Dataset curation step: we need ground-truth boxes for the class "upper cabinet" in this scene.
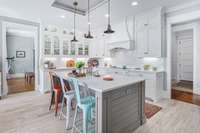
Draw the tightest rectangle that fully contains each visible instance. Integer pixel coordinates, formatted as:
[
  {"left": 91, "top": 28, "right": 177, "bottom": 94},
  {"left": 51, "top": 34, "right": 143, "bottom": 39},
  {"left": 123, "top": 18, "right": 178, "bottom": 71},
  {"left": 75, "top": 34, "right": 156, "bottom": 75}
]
[
  {"left": 43, "top": 33, "right": 60, "bottom": 56},
  {"left": 43, "top": 27, "right": 90, "bottom": 57},
  {"left": 135, "top": 7, "right": 165, "bottom": 58},
  {"left": 89, "top": 34, "right": 110, "bottom": 58}
]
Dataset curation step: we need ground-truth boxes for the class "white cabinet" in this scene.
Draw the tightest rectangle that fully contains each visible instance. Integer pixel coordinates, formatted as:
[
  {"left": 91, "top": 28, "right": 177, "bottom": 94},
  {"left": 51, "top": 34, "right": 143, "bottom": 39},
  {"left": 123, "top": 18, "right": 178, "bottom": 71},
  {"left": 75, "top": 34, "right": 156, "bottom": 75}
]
[
  {"left": 135, "top": 7, "right": 164, "bottom": 57},
  {"left": 43, "top": 30, "right": 90, "bottom": 57},
  {"left": 143, "top": 72, "right": 164, "bottom": 102},
  {"left": 128, "top": 71, "right": 164, "bottom": 101},
  {"left": 43, "top": 33, "right": 61, "bottom": 56},
  {"left": 90, "top": 35, "right": 109, "bottom": 58}
]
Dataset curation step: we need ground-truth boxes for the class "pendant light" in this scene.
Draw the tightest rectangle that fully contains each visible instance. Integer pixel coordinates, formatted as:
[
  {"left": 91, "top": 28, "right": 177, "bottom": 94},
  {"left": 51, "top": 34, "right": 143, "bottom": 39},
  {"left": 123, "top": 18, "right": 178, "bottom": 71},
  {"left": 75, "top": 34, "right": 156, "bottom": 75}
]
[
  {"left": 104, "top": 0, "right": 115, "bottom": 34},
  {"left": 71, "top": 1, "right": 78, "bottom": 42},
  {"left": 84, "top": 0, "right": 93, "bottom": 39}
]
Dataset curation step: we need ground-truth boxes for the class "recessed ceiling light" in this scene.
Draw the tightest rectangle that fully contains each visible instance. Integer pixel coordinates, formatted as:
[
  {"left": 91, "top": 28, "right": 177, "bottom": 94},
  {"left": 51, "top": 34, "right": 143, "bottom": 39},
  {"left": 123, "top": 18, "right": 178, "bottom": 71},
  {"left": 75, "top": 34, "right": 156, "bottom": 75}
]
[
  {"left": 131, "top": 1, "right": 138, "bottom": 6},
  {"left": 105, "top": 14, "right": 109, "bottom": 18},
  {"left": 60, "top": 15, "right": 66, "bottom": 18}
]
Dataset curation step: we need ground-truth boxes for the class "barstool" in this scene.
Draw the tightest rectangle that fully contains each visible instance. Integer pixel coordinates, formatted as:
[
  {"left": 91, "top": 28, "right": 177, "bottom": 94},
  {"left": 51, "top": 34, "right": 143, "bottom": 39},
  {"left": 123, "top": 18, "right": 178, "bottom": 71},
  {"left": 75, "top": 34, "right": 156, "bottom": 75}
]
[
  {"left": 69, "top": 77, "right": 95, "bottom": 133},
  {"left": 59, "top": 76, "right": 75, "bottom": 129}
]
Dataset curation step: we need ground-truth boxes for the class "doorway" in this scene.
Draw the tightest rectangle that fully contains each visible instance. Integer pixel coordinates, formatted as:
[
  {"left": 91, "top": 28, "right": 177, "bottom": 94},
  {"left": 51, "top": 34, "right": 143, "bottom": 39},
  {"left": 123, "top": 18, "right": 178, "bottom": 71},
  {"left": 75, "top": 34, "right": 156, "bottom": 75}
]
[
  {"left": 171, "top": 29, "right": 193, "bottom": 93},
  {"left": 1, "top": 21, "right": 39, "bottom": 96},
  {"left": 6, "top": 29, "right": 35, "bottom": 94},
  {"left": 170, "top": 25, "right": 200, "bottom": 105}
]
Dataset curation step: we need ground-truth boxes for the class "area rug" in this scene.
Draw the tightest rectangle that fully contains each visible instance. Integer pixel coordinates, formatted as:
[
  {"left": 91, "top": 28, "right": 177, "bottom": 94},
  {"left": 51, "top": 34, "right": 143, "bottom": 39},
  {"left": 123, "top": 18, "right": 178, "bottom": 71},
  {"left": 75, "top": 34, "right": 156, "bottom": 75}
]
[{"left": 145, "top": 102, "right": 162, "bottom": 119}]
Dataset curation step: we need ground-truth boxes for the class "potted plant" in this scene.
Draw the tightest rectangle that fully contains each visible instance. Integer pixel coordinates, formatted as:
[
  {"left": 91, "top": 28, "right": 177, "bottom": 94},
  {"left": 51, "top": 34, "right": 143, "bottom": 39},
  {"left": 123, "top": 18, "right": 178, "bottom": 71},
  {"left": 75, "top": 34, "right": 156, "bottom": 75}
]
[{"left": 75, "top": 61, "right": 85, "bottom": 74}]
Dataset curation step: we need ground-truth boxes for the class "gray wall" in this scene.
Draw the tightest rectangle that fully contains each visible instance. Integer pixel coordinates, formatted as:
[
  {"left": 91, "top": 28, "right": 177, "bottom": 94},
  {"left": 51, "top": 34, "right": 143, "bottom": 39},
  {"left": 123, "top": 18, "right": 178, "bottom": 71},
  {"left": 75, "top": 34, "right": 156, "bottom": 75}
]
[{"left": 6, "top": 34, "right": 34, "bottom": 73}]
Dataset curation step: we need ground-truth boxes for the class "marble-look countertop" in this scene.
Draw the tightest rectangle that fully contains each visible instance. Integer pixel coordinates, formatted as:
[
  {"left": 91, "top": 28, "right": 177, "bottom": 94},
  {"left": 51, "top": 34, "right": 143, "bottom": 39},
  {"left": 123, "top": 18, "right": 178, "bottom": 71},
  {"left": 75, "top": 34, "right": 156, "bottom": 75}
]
[
  {"left": 43, "top": 67, "right": 75, "bottom": 71},
  {"left": 57, "top": 72, "right": 144, "bottom": 93},
  {"left": 99, "top": 67, "right": 165, "bottom": 73}
]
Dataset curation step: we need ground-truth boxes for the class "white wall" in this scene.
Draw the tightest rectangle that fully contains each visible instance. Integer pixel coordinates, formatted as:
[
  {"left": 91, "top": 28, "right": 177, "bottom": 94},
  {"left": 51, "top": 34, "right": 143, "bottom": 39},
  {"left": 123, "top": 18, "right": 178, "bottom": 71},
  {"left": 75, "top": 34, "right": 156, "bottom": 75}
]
[{"left": 6, "top": 34, "right": 34, "bottom": 74}]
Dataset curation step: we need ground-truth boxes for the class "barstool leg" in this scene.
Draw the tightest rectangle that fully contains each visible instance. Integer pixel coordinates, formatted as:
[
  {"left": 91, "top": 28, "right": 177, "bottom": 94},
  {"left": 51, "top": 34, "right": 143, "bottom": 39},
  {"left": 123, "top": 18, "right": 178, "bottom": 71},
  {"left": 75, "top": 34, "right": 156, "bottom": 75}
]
[
  {"left": 66, "top": 97, "right": 72, "bottom": 129},
  {"left": 71, "top": 105, "right": 78, "bottom": 133},
  {"left": 49, "top": 92, "right": 54, "bottom": 110},
  {"left": 59, "top": 96, "right": 65, "bottom": 119},
  {"left": 83, "top": 108, "right": 89, "bottom": 133}
]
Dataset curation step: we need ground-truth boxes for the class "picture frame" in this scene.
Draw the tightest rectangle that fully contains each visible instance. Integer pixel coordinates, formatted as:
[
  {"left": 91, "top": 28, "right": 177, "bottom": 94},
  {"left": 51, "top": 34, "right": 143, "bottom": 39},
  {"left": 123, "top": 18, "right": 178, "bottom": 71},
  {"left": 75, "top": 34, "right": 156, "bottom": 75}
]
[{"left": 16, "top": 51, "right": 26, "bottom": 58}]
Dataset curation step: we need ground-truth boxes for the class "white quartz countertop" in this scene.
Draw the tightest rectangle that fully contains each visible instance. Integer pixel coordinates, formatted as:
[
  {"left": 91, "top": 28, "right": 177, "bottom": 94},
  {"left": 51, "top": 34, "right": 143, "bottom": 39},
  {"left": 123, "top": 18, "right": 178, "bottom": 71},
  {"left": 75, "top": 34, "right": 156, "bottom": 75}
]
[
  {"left": 57, "top": 72, "right": 144, "bottom": 93},
  {"left": 43, "top": 67, "right": 75, "bottom": 71}
]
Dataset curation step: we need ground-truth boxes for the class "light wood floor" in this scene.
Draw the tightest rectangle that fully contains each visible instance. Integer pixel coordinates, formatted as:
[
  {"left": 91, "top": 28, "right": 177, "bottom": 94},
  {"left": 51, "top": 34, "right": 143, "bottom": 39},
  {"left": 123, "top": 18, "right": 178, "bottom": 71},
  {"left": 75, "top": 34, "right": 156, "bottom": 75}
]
[{"left": 0, "top": 91, "right": 200, "bottom": 133}]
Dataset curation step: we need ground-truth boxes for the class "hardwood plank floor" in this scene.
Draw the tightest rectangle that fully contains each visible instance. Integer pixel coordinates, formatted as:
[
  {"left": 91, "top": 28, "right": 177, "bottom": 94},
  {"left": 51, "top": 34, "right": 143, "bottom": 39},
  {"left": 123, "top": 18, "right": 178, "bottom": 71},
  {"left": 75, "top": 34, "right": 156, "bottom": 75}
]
[
  {"left": 7, "top": 78, "right": 34, "bottom": 95},
  {"left": 0, "top": 91, "right": 200, "bottom": 133},
  {"left": 171, "top": 89, "right": 200, "bottom": 106}
]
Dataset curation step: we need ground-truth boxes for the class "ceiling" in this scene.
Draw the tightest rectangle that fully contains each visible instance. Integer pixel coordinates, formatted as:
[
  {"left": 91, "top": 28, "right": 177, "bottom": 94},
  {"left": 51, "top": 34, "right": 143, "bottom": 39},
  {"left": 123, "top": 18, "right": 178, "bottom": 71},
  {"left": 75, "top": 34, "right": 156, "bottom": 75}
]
[
  {"left": 52, "top": 0, "right": 106, "bottom": 15},
  {"left": 0, "top": 0, "right": 199, "bottom": 32}
]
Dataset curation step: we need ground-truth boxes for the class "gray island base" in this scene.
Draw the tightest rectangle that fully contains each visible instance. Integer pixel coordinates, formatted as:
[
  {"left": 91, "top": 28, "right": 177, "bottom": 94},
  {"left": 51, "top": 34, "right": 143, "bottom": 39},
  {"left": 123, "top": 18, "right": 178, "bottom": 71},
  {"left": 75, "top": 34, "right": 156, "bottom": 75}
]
[{"left": 57, "top": 73, "right": 146, "bottom": 133}]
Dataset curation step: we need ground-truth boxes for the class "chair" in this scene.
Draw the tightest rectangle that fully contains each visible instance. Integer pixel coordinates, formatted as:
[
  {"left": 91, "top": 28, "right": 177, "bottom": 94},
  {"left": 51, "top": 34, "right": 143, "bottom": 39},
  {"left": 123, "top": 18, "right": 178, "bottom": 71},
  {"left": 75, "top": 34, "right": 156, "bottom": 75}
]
[
  {"left": 70, "top": 77, "right": 95, "bottom": 133},
  {"left": 49, "top": 71, "right": 62, "bottom": 116},
  {"left": 25, "top": 72, "right": 35, "bottom": 84},
  {"left": 59, "top": 76, "right": 75, "bottom": 129}
]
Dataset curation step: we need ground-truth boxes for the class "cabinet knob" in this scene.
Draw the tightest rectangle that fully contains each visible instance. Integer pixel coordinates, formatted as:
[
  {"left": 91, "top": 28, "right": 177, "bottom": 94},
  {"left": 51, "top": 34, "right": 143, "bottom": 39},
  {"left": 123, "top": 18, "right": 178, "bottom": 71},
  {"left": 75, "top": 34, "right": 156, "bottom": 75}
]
[
  {"left": 144, "top": 52, "right": 148, "bottom": 54},
  {"left": 144, "top": 24, "right": 148, "bottom": 26}
]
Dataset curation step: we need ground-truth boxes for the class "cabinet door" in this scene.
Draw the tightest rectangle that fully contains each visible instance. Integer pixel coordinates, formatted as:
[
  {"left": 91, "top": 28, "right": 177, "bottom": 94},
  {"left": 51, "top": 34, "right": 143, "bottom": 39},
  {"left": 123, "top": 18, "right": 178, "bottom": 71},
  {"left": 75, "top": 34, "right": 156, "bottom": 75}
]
[
  {"left": 84, "top": 43, "right": 89, "bottom": 56},
  {"left": 147, "top": 12, "right": 162, "bottom": 57},
  {"left": 44, "top": 35, "right": 52, "bottom": 55},
  {"left": 147, "top": 26, "right": 161, "bottom": 57},
  {"left": 62, "top": 40, "right": 69, "bottom": 55},
  {"left": 145, "top": 79, "right": 156, "bottom": 101},
  {"left": 136, "top": 16, "right": 148, "bottom": 57},
  {"left": 136, "top": 29, "right": 148, "bottom": 57},
  {"left": 70, "top": 42, "right": 76, "bottom": 55},
  {"left": 89, "top": 37, "right": 103, "bottom": 57},
  {"left": 52, "top": 36, "right": 60, "bottom": 55},
  {"left": 77, "top": 43, "right": 84, "bottom": 56}
]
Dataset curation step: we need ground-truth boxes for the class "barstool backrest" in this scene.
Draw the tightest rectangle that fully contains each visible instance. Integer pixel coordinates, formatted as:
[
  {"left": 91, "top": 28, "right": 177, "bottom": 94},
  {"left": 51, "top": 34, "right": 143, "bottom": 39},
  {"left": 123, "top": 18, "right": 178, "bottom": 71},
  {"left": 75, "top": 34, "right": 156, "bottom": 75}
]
[
  {"left": 68, "top": 77, "right": 81, "bottom": 105},
  {"left": 49, "top": 71, "right": 61, "bottom": 91}
]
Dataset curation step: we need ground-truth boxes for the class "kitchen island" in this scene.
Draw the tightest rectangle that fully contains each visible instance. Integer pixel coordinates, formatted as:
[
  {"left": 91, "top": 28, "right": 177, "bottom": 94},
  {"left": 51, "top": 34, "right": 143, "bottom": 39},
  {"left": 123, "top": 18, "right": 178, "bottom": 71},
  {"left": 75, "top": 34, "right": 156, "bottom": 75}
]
[{"left": 57, "top": 72, "right": 146, "bottom": 133}]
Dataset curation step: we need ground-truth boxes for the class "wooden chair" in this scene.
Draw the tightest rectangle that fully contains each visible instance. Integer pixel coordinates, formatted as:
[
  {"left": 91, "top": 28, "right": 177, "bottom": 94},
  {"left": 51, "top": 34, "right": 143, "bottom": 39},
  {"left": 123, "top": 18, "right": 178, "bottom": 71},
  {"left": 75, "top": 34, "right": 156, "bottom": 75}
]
[
  {"left": 49, "top": 71, "right": 62, "bottom": 116},
  {"left": 25, "top": 72, "right": 35, "bottom": 84}
]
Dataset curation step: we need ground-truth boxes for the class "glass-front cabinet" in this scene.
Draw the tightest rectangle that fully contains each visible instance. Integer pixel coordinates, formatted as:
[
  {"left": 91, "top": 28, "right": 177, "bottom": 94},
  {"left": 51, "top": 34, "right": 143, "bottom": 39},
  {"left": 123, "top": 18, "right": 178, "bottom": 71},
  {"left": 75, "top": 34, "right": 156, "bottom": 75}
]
[
  {"left": 62, "top": 40, "right": 69, "bottom": 55},
  {"left": 43, "top": 33, "right": 60, "bottom": 56},
  {"left": 70, "top": 42, "right": 76, "bottom": 56},
  {"left": 78, "top": 43, "right": 84, "bottom": 56},
  {"left": 84, "top": 43, "right": 89, "bottom": 56},
  {"left": 53, "top": 36, "right": 60, "bottom": 55},
  {"left": 44, "top": 35, "right": 51, "bottom": 55},
  {"left": 43, "top": 27, "right": 90, "bottom": 57}
]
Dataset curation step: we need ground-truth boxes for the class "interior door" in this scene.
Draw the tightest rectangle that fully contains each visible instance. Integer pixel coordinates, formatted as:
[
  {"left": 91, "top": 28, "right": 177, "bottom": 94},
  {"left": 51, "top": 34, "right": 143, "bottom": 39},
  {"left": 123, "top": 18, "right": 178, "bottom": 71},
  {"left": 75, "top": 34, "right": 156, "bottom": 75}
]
[{"left": 177, "top": 33, "right": 193, "bottom": 81}]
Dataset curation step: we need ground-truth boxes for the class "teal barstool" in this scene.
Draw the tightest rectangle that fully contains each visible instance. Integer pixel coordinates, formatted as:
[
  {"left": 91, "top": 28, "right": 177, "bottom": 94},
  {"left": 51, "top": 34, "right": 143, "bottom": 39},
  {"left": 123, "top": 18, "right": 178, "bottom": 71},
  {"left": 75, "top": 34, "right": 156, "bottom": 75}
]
[{"left": 69, "top": 77, "right": 95, "bottom": 133}]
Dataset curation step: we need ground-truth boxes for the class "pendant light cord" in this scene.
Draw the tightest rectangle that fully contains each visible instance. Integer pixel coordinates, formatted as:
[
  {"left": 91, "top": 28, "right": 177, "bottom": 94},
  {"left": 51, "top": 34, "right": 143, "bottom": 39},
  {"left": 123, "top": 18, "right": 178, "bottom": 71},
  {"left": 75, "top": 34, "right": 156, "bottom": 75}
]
[
  {"left": 88, "top": 0, "right": 91, "bottom": 32},
  {"left": 108, "top": 0, "right": 110, "bottom": 25},
  {"left": 74, "top": 3, "right": 76, "bottom": 37}
]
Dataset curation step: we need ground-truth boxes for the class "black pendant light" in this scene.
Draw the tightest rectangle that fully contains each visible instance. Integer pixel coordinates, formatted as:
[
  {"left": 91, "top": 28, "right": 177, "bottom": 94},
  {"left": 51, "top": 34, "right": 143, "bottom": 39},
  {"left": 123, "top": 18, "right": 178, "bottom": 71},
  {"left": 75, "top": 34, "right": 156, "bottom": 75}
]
[
  {"left": 84, "top": 0, "right": 93, "bottom": 39},
  {"left": 104, "top": 0, "right": 115, "bottom": 34},
  {"left": 71, "top": 1, "right": 78, "bottom": 42}
]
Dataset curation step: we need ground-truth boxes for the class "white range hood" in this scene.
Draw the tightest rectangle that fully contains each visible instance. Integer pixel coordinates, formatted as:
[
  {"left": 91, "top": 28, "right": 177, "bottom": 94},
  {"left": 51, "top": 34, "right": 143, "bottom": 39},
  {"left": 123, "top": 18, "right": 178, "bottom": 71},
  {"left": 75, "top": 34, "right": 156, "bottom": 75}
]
[{"left": 107, "top": 17, "right": 135, "bottom": 51}]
